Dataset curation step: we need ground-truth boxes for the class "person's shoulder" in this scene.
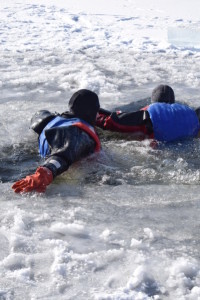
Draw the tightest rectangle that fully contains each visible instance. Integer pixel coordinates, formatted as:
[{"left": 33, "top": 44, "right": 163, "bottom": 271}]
[{"left": 30, "top": 110, "right": 58, "bottom": 135}]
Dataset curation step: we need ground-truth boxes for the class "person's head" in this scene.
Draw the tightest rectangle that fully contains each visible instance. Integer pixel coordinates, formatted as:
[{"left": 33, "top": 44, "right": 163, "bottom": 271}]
[
  {"left": 151, "top": 84, "right": 175, "bottom": 104},
  {"left": 69, "top": 89, "right": 100, "bottom": 126}
]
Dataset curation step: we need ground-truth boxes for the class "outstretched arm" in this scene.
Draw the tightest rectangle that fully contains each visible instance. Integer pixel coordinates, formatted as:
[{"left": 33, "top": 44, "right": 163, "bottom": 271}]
[
  {"left": 12, "top": 126, "right": 96, "bottom": 193},
  {"left": 96, "top": 108, "right": 153, "bottom": 137},
  {"left": 12, "top": 166, "right": 53, "bottom": 193}
]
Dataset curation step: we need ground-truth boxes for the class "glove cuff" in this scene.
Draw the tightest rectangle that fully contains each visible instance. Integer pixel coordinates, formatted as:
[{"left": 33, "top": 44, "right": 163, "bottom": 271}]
[{"left": 36, "top": 167, "right": 53, "bottom": 185}]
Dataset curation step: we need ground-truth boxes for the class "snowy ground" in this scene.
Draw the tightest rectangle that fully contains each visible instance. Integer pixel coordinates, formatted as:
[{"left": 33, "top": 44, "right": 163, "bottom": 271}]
[{"left": 0, "top": 1, "right": 200, "bottom": 299}]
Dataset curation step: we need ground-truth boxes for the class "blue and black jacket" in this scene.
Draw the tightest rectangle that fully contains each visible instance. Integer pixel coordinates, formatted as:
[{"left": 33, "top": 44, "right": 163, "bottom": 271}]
[
  {"left": 96, "top": 103, "right": 200, "bottom": 142},
  {"left": 31, "top": 110, "right": 100, "bottom": 178}
]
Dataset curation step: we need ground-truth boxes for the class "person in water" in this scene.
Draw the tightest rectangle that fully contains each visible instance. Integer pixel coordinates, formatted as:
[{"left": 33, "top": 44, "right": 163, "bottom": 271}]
[
  {"left": 96, "top": 84, "right": 200, "bottom": 142},
  {"left": 96, "top": 84, "right": 175, "bottom": 137},
  {"left": 12, "top": 89, "right": 101, "bottom": 193},
  {"left": 96, "top": 85, "right": 200, "bottom": 142}
]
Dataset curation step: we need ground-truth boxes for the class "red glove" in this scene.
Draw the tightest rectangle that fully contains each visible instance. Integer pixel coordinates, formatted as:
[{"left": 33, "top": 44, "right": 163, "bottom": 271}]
[
  {"left": 96, "top": 108, "right": 111, "bottom": 129},
  {"left": 150, "top": 139, "right": 158, "bottom": 149},
  {"left": 12, "top": 167, "right": 53, "bottom": 193},
  {"left": 96, "top": 113, "right": 107, "bottom": 129}
]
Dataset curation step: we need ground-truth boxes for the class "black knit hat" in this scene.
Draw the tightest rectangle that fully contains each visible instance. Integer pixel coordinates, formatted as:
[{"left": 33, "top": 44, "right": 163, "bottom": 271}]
[
  {"left": 69, "top": 89, "right": 100, "bottom": 126},
  {"left": 151, "top": 84, "right": 175, "bottom": 104}
]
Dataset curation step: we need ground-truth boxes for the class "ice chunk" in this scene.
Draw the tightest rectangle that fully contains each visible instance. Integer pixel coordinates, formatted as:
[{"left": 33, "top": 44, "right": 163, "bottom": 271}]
[{"left": 168, "top": 27, "right": 200, "bottom": 48}]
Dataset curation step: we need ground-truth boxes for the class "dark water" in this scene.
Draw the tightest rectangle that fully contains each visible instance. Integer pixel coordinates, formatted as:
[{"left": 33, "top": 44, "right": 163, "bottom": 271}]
[{"left": 0, "top": 142, "right": 40, "bottom": 183}]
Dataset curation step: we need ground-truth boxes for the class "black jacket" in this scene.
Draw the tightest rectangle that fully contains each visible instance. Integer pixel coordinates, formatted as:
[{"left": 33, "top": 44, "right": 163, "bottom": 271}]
[{"left": 31, "top": 110, "right": 96, "bottom": 178}]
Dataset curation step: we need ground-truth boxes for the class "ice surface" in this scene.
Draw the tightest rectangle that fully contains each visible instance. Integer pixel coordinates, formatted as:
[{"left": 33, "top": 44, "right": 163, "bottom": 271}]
[
  {"left": 0, "top": 0, "right": 200, "bottom": 299},
  {"left": 168, "top": 27, "right": 200, "bottom": 48}
]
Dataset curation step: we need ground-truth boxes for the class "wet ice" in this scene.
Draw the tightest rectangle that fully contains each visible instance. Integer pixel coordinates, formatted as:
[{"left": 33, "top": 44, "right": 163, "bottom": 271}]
[{"left": 0, "top": 1, "right": 200, "bottom": 299}]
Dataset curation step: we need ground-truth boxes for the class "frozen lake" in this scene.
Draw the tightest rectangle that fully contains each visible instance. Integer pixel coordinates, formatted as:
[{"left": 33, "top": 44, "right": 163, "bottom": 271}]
[{"left": 0, "top": 1, "right": 200, "bottom": 299}]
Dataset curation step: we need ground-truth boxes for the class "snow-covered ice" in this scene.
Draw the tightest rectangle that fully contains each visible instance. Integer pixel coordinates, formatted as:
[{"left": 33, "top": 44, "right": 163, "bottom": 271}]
[{"left": 0, "top": 0, "right": 200, "bottom": 299}]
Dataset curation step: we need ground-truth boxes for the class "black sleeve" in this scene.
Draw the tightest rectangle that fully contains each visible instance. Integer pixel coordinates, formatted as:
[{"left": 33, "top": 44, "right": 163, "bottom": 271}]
[
  {"left": 111, "top": 110, "right": 145, "bottom": 125},
  {"left": 99, "top": 108, "right": 112, "bottom": 116},
  {"left": 42, "top": 126, "right": 96, "bottom": 177},
  {"left": 30, "top": 110, "right": 57, "bottom": 135},
  {"left": 111, "top": 110, "right": 153, "bottom": 133}
]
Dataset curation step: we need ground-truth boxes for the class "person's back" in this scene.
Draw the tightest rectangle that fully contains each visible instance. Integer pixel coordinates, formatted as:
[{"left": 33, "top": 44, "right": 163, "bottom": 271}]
[
  {"left": 12, "top": 89, "right": 101, "bottom": 193},
  {"left": 147, "top": 102, "right": 200, "bottom": 142},
  {"left": 96, "top": 84, "right": 175, "bottom": 138}
]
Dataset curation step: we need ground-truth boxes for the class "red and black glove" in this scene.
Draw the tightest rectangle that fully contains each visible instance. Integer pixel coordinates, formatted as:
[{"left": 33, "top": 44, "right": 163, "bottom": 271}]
[
  {"left": 96, "top": 108, "right": 112, "bottom": 129},
  {"left": 12, "top": 167, "right": 53, "bottom": 193}
]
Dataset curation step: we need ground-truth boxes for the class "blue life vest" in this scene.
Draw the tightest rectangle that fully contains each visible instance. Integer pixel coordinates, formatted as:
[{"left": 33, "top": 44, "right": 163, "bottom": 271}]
[
  {"left": 147, "top": 103, "right": 200, "bottom": 142},
  {"left": 39, "top": 116, "right": 100, "bottom": 157}
]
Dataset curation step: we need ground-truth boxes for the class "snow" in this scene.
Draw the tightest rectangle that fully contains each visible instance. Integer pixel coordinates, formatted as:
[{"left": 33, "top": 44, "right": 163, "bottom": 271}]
[{"left": 0, "top": 0, "right": 200, "bottom": 299}]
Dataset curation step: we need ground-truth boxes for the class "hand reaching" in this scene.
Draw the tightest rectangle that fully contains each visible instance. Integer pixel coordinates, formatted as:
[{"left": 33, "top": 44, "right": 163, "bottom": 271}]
[{"left": 12, "top": 167, "right": 53, "bottom": 193}]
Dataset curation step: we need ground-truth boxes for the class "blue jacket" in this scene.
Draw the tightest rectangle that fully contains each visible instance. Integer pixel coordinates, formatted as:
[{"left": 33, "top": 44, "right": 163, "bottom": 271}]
[{"left": 147, "top": 103, "right": 200, "bottom": 142}]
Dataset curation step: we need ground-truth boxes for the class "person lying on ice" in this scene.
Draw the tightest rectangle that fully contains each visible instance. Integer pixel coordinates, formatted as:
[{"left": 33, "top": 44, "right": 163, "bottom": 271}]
[
  {"left": 96, "top": 84, "right": 200, "bottom": 142},
  {"left": 96, "top": 84, "right": 175, "bottom": 137},
  {"left": 12, "top": 89, "right": 101, "bottom": 193}
]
